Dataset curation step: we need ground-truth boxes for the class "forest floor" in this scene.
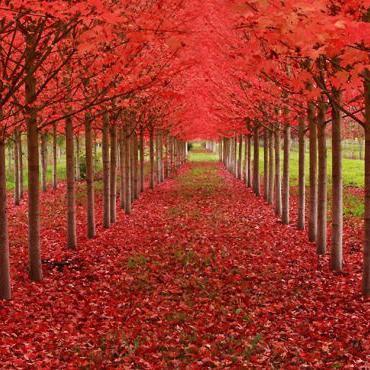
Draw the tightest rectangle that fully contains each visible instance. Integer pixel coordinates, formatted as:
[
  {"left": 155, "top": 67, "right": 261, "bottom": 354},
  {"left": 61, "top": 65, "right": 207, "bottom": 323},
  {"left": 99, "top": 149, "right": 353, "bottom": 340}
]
[{"left": 1, "top": 152, "right": 369, "bottom": 368}]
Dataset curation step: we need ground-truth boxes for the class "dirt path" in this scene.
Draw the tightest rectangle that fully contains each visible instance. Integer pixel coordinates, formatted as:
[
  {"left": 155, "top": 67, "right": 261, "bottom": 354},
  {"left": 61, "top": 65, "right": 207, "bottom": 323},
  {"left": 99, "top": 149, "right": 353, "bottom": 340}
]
[{"left": 1, "top": 160, "right": 369, "bottom": 368}]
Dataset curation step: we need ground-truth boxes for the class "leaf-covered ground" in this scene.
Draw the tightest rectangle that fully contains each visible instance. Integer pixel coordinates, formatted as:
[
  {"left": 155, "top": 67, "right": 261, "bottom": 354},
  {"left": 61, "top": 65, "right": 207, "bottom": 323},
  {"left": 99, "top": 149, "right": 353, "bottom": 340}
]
[{"left": 1, "top": 159, "right": 369, "bottom": 368}]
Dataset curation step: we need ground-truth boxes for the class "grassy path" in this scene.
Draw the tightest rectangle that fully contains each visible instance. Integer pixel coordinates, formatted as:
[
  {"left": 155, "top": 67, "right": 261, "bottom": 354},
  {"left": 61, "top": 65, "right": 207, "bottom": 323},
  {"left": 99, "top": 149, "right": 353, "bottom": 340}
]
[{"left": 1, "top": 152, "right": 368, "bottom": 368}]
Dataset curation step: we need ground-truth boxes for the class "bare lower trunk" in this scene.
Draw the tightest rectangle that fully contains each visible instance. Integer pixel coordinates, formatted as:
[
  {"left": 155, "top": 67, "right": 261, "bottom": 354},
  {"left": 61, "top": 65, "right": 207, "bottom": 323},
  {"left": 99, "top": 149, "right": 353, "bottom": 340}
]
[
  {"left": 0, "top": 139, "right": 11, "bottom": 299},
  {"left": 282, "top": 124, "right": 290, "bottom": 225},
  {"left": 263, "top": 129, "right": 269, "bottom": 201},
  {"left": 14, "top": 131, "right": 20, "bottom": 205},
  {"left": 52, "top": 123, "right": 57, "bottom": 190},
  {"left": 140, "top": 128, "right": 144, "bottom": 192},
  {"left": 274, "top": 126, "right": 282, "bottom": 217},
  {"left": 75, "top": 136, "right": 80, "bottom": 181},
  {"left": 119, "top": 128, "right": 125, "bottom": 209},
  {"left": 308, "top": 101, "right": 318, "bottom": 242},
  {"left": 317, "top": 101, "right": 327, "bottom": 255},
  {"left": 85, "top": 114, "right": 95, "bottom": 239},
  {"left": 124, "top": 128, "right": 132, "bottom": 214},
  {"left": 253, "top": 126, "right": 260, "bottom": 195},
  {"left": 130, "top": 131, "right": 135, "bottom": 203},
  {"left": 331, "top": 90, "right": 343, "bottom": 271},
  {"left": 268, "top": 130, "right": 274, "bottom": 205},
  {"left": 297, "top": 117, "right": 305, "bottom": 230},
  {"left": 65, "top": 118, "right": 76, "bottom": 249},
  {"left": 363, "top": 68, "right": 370, "bottom": 296},
  {"left": 19, "top": 131, "right": 24, "bottom": 198},
  {"left": 26, "top": 33, "right": 42, "bottom": 281},
  {"left": 133, "top": 131, "right": 139, "bottom": 198},
  {"left": 41, "top": 132, "right": 47, "bottom": 192},
  {"left": 102, "top": 112, "right": 110, "bottom": 228},
  {"left": 149, "top": 128, "right": 154, "bottom": 189},
  {"left": 238, "top": 134, "right": 243, "bottom": 179},
  {"left": 110, "top": 125, "right": 117, "bottom": 224}
]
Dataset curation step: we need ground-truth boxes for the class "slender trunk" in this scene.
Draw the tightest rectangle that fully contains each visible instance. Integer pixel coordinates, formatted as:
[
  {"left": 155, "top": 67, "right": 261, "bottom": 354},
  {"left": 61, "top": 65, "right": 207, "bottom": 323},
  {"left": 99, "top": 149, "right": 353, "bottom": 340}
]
[
  {"left": 297, "top": 117, "right": 306, "bottom": 230},
  {"left": 65, "top": 118, "right": 76, "bottom": 249},
  {"left": 317, "top": 101, "right": 327, "bottom": 254},
  {"left": 124, "top": 128, "right": 132, "bottom": 214},
  {"left": 282, "top": 124, "right": 291, "bottom": 225},
  {"left": 133, "top": 131, "right": 139, "bottom": 198},
  {"left": 75, "top": 136, "right": 80, "bottom": 181},
  {"left": 331, "top": 89, "right": 343, "bottom": 270},
  {"left": 18, "top": 131, "right": 24, "bottom": 199},
  {"left": 14, "top": 132, "right": 20, "bottom": 205},
  {"left": 110, "top": 125, "right": 117, "bottom": 224},
  {"left": 130, "top": 131, "right": 135, "bottom": 202},
  {"left": 247, "top": 135, "right": 252, "bottom": 187},
  {"left": 363, "top": 68, "right": 370, "bottom": 296},
  {"left": 25, "top": 32, "right": 42, "bottom": 281},
  {"left": 41, "top": 132, "right": 47, "bottom": 192},
  {"left": 238, "top": 134, "right": 243, "bottom": 179},
  {"left": 253, "top": 126, "right": 260, "bottom": 195},
  {"left": 274, "top": 126, "right": 282, "bottom": 217},
  {"left": 139, "top": 129, "right": 145, "bottom": 192},
  {"left": 102, "top": 112, "right": 110, "bottom": 228},
  {"left": 308, "top": 101, "right": 318, "bottom": 242},
  {"left": 0, "top": 139, "right": 11, "bottom": 299},
  {"left": 119, "top": 128, "right": 125, "bottom": 209},
  {"left": 243, "top": 135, "right": 248, "bottom": 183},
  {"left": 149, "top": 128, "right": 155, "bottom": 189},
  {"left": 268, "top": 130, "right": 274, "bottom": 205},
  {"left": 263, "top": 129, "right": 269, "bottom": 201},
  {"left": 160, "top": 133, "right": 164, "bottom": 182},
  {"left": 85, "top": 114, "right": 95, "bottom": 239},
  {"left": 52, "top": 123, "right": 57, "bottom": 190}
]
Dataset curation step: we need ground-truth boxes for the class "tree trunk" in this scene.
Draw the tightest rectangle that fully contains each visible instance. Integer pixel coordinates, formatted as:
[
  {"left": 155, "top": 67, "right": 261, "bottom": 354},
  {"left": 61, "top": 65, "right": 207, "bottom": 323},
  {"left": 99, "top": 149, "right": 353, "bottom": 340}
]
[
  {"left": 110, "top": 124, "right": 117, "bottom": 224},
  {"left": 274, "top": 126, "right": 282, "bottom": 217},
  {"left": 297, "top": 117, "right": 306, "bottom": 230},
  {"left": 317, "top": 101, "right": 328, "bottom": 255},
  {"left": 85, "top": 114, "right": 95, "bottom": 239},
  {"left": 18, "top": 131, "right": 24, "bottom": 199},
  {"left": 41, "top": 132, "right": 47, "bottom": 192},
  {"left": 363, "top": 68, "right": 370, "bottom": 297},
  {"left": 25, "top": 32, "right": 42, "bottom": 281},
  {"left": 75, "top": 136, "right": 80, "bottom": 181},
  {"left": 124, "top": 128, "right": 132, "bottom": 214},
  {"left": 119, "top": 128, "right": 125, "bottom": 209},
  {"left": 140, "top": 128, "right": 144, "bottom": 192},
  {"left": 238, "top": 134, "right": 243, "bottom": 179},
  {"left": 253, "top": 126, "right": 260, "bottom": 195},
  {"left": 133, "top": 131, "right": 139, "bottom": 198},
  {"left": 14, "top": 131, "right": 20, "bottom": 205},
  {"left": 282, "top": 124, "right": 291, "bottom": 225},
  {"left": 102, "top": 112, "right": 110, "bottom": 228},
  {"left": 0, "top": 138, "right": 11, "bottom": 299},
  {"left": 268, "top": 129, "right": 274, "bottom": 205},
  {"left": 52, "top": 123, "right": 57, "bottom": 190},
  {"left": 308, "top": 101, "right": 318, "bottom": 242},
  {"left": 149, "top": 128, "right": 155, "bottom": 189},
  {"left": 263, "top": 129, "right": 269, "bottom": 201},
  {"left": 65, "top": 118, "right": 76, "bottom": 249}
]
